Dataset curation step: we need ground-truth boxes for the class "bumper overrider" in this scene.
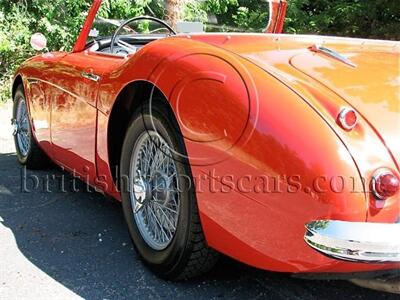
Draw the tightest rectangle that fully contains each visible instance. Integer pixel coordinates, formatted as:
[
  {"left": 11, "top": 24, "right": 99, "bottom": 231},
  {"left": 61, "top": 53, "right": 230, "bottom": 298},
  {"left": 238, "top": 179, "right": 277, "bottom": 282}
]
[{"left": 304, "top": 220, "right": 400, "bottom": 263}]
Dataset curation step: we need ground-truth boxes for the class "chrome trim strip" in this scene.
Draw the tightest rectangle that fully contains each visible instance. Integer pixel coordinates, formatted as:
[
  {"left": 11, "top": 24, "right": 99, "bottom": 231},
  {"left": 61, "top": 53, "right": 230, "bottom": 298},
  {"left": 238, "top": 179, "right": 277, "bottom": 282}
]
[
  {"left": 309, "top": 44, "right": 357, "bottom": 68},
  {"left": 87, "top": 50, "right": 129, "bottom": 58},
  {"left": 81, "top": 72, "right": 101, "bottom": 82},
  {"left": 27, "top": 78, "right": 40, "bottom": 85},
  {"left": 304, "top": 220, "right": 400, "bottom": 263}
]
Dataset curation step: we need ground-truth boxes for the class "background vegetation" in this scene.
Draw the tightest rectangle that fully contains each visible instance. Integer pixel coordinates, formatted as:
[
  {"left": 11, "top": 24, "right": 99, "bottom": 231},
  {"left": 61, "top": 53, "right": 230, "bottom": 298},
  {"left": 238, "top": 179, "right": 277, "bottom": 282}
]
[{"left": 1, "top": 0, "right": 399, "bottom": 102}]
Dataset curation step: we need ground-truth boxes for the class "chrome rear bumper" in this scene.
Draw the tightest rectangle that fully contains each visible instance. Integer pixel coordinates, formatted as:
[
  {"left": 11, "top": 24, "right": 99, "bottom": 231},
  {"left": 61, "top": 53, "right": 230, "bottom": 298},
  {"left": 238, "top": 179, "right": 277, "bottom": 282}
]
[{"left": 304, "top": 220, "right": 400, "bottom": 263}]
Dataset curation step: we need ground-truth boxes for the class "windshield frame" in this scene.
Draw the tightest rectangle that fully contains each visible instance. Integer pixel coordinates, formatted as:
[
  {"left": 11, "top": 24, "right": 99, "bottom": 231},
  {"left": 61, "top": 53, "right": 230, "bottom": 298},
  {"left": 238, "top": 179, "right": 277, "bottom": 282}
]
[{"left": 73, "top": 0, "right": 287, "bottom": 53}]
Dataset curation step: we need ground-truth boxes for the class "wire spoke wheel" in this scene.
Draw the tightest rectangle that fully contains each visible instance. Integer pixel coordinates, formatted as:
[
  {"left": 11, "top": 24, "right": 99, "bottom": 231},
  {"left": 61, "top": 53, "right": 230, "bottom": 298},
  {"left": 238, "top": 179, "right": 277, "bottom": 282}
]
[
  {"left": 120, "top": 103, "right": 219, "bottom": 279},
  {"left": 12, "top": 85, "right": 48, "bottom": 169},
  {"left": 15, "top": 98, "right": 31, "bottom": 157},
  {"left": 129, "top": 130, "right": 180, "bottom": 250}
]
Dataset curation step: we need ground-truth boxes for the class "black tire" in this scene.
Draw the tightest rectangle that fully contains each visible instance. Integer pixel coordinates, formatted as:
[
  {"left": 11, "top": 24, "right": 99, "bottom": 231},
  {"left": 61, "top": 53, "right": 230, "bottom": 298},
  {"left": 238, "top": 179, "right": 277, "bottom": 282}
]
[
  {"left": 13, "top": 85, "right": 49, "bottom": 169},
  {"left": 120, "top": 100, "right": 219, "bottom": 280}
]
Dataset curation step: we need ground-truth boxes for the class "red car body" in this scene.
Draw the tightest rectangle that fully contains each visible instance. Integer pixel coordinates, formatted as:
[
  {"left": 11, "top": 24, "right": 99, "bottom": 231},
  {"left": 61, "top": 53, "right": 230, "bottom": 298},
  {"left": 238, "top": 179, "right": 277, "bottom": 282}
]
[{"left": 12, "top": 0, "right": 400, "bottom": 275}]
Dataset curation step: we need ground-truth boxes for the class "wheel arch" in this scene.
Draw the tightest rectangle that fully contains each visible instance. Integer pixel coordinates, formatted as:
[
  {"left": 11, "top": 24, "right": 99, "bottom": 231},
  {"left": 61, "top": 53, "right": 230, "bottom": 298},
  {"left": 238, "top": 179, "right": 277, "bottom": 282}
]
[
  {"left": 107, "top": 79, "right": 174, "bottom": 185},
  {"left": 12, "top": 74, "right": 23, "bottom": 100}
]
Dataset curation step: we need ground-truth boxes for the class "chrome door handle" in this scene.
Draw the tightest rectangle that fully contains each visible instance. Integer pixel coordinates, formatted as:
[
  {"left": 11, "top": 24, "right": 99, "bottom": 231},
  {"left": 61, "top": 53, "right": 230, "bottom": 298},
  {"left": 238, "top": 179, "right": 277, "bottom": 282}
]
[{"left": 81, "top": 72, "right": 101, "bottom": 82}]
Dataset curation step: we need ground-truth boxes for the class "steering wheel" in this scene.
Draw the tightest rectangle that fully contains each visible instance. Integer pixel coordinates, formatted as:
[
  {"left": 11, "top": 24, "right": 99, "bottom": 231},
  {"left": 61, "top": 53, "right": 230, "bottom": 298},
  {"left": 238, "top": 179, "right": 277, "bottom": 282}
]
[{"left": 110, "top": 16, "right": 176, "bottom": 54}]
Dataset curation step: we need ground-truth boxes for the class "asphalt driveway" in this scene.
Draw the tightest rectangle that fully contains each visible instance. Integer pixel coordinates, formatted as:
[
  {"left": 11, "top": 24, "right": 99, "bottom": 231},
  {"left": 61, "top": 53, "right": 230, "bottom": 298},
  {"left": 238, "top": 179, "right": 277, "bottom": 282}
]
[{"left": 0, "top": 102, "right": 398, "bottom": 299}]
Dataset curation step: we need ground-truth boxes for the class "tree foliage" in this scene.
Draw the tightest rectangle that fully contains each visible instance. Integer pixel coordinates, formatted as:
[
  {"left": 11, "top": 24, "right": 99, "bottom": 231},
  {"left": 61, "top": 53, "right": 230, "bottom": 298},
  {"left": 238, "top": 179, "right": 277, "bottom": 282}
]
[
  {"left": 285, "top": 0, "right": 400, "bottom": 40},
  {"left": 1, "top": 0, "right": 399, "bottom": 102}
]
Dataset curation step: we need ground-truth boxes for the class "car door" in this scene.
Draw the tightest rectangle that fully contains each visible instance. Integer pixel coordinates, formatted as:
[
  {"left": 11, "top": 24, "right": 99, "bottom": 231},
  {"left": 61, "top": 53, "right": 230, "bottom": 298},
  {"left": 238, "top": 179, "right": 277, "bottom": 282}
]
[{"left": 48, "top": 51, "right": 123, "bottom": 183}]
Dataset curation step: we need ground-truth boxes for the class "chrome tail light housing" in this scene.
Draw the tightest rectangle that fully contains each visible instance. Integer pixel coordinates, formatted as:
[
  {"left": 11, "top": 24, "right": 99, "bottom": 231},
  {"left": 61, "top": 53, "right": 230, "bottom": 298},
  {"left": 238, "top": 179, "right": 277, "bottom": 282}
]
[{"left": 371, "top": 168, "right": 400, "bottom": 200}]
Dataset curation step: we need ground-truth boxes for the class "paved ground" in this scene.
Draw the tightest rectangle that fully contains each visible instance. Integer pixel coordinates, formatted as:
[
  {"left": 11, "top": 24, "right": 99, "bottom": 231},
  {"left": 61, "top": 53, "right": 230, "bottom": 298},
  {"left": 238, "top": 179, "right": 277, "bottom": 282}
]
[{"left": 0, "top": 102, "right": 398, "bottom": 299}]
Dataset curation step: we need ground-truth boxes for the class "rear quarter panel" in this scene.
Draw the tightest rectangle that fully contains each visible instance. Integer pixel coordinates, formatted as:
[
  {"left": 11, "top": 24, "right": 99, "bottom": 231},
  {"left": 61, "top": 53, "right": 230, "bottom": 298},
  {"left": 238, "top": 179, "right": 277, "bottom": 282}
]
[{"left": 98, "top": 37, "right": 398, "bottom": 272}]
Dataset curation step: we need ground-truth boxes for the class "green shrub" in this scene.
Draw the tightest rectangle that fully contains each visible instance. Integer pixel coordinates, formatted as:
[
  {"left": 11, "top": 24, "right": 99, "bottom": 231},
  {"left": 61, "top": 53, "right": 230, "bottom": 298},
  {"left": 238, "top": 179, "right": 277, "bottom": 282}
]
[{"left": 0, "top": 5, "right": 34, "bottom": 102}]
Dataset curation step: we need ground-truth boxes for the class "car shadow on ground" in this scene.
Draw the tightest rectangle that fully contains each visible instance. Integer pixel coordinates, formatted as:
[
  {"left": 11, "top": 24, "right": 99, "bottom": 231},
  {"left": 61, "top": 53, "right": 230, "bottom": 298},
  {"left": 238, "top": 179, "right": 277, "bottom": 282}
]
[{"left": 0, "top": 152, "right": 397, "bottom": 299}]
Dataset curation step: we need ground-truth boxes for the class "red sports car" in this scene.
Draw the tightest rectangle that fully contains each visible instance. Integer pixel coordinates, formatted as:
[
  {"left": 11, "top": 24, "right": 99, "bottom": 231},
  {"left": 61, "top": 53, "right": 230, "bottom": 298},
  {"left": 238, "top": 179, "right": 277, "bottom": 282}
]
[{"left": 11, "top": 0, "right": 400, "bottom": 280}]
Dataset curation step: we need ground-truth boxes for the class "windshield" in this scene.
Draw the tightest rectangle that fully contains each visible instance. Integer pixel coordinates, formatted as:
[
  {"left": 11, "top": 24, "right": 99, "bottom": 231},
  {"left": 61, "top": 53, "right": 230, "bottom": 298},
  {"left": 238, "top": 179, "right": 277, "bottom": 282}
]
[{"left": 87, "top": 0, "right": 271, "bottom": 43}]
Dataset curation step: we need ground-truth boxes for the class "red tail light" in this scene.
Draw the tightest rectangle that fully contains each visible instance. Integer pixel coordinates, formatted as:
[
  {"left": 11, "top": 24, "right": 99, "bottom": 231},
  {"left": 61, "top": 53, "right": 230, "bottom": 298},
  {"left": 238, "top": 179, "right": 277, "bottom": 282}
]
[
  {"left": 338, "top": 108, "right": 358, "bottom": 131},
  {"left": 371, "top": 168, "right": 400, "bottom": 200}
]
